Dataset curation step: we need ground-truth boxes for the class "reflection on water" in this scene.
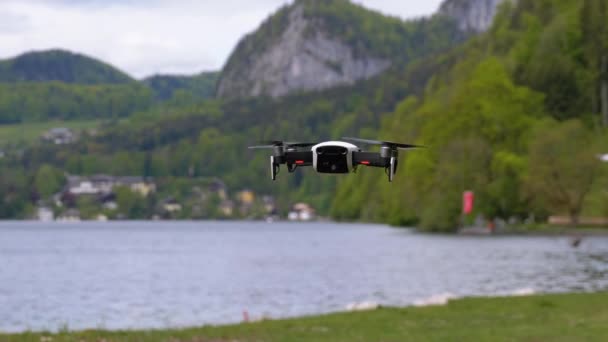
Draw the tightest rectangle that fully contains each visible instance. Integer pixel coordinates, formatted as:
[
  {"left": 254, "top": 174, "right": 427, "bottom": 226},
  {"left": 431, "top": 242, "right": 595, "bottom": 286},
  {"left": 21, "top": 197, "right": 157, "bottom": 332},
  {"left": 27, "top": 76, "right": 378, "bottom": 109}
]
[{"left": 0, "top": 221, "right": 607, "bottom": 332}]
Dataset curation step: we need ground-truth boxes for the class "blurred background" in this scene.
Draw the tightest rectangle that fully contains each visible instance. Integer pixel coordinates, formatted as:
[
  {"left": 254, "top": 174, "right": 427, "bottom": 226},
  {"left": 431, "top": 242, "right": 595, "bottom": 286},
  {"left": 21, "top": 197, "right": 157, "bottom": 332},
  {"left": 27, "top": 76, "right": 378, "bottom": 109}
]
[
  {"left": 0, "top": 0, "right": 605, "bottom": 231},
  {"left": 1, "top": 0, "right": 608, "bottom": 336}
]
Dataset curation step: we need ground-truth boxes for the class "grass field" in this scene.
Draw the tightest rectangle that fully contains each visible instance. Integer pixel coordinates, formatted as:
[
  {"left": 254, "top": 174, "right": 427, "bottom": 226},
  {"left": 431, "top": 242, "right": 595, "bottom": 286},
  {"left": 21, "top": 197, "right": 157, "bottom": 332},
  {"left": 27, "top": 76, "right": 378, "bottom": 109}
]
[
  {"left": 0, "top": 120, "right": 101, "bottom": 145},
  {"left": 3, "top": 292, "right": 608, "bottom": 342}
]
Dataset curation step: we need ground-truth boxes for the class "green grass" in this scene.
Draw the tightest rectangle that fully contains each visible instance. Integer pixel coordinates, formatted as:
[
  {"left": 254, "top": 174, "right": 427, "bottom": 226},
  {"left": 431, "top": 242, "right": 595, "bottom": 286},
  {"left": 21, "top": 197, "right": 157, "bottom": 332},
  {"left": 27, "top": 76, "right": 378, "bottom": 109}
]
[
  {"left": 3, "top": 292, "right": 608, "bottom": 341},
  {"left": 0, "top": 120, "right": 101, "bottom": 145}
]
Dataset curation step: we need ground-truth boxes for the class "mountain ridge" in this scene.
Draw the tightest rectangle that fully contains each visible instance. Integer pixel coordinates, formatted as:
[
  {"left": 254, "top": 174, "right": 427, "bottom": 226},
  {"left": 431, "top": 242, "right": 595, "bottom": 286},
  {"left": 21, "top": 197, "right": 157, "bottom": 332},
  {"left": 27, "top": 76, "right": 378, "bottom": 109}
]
[
  {"left": 216, "top": 0, "right": 465, "bottom": 99},
  {"left": 0, "top": 49, "right": 135, "bottom": 85}
]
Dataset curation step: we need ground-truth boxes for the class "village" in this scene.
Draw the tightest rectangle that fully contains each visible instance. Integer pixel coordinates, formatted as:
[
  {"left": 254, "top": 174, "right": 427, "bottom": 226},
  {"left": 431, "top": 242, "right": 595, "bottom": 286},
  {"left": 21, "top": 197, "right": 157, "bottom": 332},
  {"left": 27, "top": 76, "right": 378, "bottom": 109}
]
[
  {"left": 35, "top": 173, "right": 318, "bottom": 222},
  {"left": 16, "top": 126, "right": 316, "bottom": 222}
]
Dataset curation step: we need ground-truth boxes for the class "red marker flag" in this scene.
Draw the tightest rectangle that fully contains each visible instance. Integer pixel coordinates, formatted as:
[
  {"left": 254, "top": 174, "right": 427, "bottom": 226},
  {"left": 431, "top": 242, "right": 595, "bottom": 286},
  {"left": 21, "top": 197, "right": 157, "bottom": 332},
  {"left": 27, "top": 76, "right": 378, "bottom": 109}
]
[{"left": 463, "top": 191, "right": 474, "bottom": 215}]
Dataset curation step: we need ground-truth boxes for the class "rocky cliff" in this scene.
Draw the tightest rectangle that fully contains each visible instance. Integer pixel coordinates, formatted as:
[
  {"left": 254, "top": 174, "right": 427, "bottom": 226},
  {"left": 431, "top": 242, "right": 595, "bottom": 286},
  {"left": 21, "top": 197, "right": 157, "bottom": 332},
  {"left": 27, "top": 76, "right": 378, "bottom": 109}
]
[
  {"left": 216, "top": 0, "right": 462, "bottom": 100},
  {"left": 439, "top": 0, "right": 512, "bottom": 32},
  {"left": 217, "top": 3, "right": 390, "bottom": 99}
]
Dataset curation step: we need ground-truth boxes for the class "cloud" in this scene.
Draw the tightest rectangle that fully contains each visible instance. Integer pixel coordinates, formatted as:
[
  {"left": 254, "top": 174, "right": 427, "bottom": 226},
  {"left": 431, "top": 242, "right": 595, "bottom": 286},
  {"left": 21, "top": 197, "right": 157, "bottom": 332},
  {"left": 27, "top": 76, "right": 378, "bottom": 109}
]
[
  {"left": 0, "top": 0, "right": 444, "bottom": 78},
  {"left": 0, "top": 10, "right": 30, "bottom": 33}
]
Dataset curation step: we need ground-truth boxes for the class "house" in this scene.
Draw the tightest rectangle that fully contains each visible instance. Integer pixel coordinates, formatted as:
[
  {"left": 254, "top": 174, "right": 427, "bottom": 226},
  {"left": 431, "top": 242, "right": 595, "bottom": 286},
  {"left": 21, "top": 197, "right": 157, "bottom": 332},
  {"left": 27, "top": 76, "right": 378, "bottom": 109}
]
[
  {"left": 65, "top": 175, "right": 156, "bottom": 197},
  {"left": 236, "top": 190, "right": 255, "bottom": 205},
  {"left": 236, "top": 189, "right": 256, "bottom": 216},
  {"left": 99, "top": 193, "right": 118, "bottom": 211},
  {"left": 208, "top": 179, "right": 228, "bottom": 200},
  {"left": 288, "top": 203, "right": 316, "bottom": 221},
  {"left": 220, "top": 200, "right": 235, "bottom": 216},
  {"left": 262, "top": 195, "right": 277, "bottom": 214},
  {"left": 36, "top": 207, "right": 54, "bottom": 222},
  {"left": 57, "top": 209, "right": 81, "bottom": 222},
  {"left": 162, "top": 198, "right": 182, "bottom": 213},
  {"left": 42, "top": 127, "right": 76, "bottom": 145},
  {"left": 66, "top": 175, "right": 109, "bottom": 195},
  {"left": 95, "top": 214, "right": 108, "bottom": 221},
  {"left": 57, "top": 191, "right": 77, "bottom": 208},
  {"left": 123, "top": 177, "right": 156, "bottom": 197}
]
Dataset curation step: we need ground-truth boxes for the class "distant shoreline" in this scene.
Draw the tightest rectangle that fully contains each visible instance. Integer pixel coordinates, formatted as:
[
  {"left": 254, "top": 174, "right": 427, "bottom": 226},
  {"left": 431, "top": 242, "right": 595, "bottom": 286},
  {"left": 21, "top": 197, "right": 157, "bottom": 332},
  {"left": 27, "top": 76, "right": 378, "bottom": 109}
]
[{"left": 3, "top": 220, "right": 608, "bottom": 236}]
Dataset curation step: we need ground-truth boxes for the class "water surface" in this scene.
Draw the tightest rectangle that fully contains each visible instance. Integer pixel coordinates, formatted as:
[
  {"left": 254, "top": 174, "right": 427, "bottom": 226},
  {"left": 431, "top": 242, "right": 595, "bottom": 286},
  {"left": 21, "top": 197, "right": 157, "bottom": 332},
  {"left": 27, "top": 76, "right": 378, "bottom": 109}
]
[{"left": 1, "top": 221, "right": 607, "bottom": 332}]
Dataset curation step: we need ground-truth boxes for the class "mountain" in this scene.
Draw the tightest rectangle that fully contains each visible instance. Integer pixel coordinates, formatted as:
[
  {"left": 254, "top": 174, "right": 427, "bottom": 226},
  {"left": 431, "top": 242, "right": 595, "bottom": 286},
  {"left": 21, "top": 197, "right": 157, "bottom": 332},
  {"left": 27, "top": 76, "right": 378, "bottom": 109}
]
[
  {"left": 0, "top": 49, "right": 134, "bottom": 84},
  {"left": 439, "top": 0, "right": 512, "bottom": 32},
  {"left": 0, "top": 50, "right": 152, "bottom": 124},
  {"left": 143, "top": 72, "right": 219, "bottom": 102},
  {"left": 217, "top": 0, "right": 464, "bottom": 99}
]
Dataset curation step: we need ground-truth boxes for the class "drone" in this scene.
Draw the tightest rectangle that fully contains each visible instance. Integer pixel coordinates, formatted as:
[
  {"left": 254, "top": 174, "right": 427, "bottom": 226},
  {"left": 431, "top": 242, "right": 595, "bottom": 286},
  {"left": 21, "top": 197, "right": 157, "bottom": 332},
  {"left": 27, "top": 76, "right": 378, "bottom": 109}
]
[{"left": 248, "top": 137, "right": 424, "bottom": 182}]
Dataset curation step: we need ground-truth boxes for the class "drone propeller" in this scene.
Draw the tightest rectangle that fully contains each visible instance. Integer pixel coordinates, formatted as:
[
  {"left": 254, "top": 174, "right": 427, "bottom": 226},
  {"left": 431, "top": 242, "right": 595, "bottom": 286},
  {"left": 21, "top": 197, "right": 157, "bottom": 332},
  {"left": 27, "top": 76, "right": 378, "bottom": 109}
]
[
  {"left": 247, "top": 141, "right": 284, "bottom": 149},
  {"left": 341, "top": 137, "right": 425, "bottom": 150},
  {"left": 286, "top": 142, "right": 317, "bottom": 148},
  {"left": 248, "top": 141, "right": 317, "bottom": 149}
]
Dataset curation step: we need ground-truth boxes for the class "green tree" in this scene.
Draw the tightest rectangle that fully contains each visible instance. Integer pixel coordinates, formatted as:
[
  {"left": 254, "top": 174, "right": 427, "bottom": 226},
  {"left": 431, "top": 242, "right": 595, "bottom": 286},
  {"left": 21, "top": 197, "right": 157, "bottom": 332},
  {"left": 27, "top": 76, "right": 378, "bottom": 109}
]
[
  {"left": 35, "top": 164, "right": 64, "bottom": 199},
  {"left": 581, "top": 0, "right": 608, "bottom": 126},
  {"left": 526, "top": 120, "right": 601, "bottom": 225},
  {"left": 0, "top": 167, "right": 31, "bottom": 218},
  {"left": 115, "top": 186, "right": 147, "bottom": 218}
]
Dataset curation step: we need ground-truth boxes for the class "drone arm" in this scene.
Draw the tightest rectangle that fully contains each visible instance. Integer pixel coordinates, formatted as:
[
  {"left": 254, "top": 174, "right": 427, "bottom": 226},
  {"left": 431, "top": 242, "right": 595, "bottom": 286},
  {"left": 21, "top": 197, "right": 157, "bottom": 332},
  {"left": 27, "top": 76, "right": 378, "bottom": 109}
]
[
  {"left": 284, "top": 151, "right": 313, "bottom": 166},
  {"left": 352, "top": 152, "right": 388, "bottom": 168}
]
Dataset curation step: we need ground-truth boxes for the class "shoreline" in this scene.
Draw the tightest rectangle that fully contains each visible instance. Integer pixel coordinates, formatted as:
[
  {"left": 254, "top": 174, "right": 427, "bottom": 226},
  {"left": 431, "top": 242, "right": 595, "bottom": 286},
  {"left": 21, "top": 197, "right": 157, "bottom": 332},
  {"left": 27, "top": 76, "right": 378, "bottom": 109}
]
[
  {"left": 3, "top": 219, "right": 608, "bottom": 237},
  {"left": 3, "top": 292, "right": 608, "bottom": 341}
]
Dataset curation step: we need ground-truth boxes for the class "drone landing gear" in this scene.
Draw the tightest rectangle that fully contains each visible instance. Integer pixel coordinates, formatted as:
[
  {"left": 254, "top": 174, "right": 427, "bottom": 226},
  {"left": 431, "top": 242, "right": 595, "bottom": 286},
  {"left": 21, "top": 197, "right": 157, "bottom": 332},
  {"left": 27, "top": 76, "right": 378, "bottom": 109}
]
[
  {"left": 270, "top": 156, "right": 279, "bottom": 181},
  {"left": 386, "top": 157, "right": 397, "bottom": 182},
  {"left": 269, "top": 159, "right": 300, "bottom": 181}
]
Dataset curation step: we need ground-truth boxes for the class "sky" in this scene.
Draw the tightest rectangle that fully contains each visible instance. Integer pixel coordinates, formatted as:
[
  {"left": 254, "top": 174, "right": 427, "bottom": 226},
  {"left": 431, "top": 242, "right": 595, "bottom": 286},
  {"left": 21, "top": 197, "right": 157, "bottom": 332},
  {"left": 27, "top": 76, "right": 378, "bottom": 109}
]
[{"left": 0, "top": 0, "right": 444, "bottom": 78}]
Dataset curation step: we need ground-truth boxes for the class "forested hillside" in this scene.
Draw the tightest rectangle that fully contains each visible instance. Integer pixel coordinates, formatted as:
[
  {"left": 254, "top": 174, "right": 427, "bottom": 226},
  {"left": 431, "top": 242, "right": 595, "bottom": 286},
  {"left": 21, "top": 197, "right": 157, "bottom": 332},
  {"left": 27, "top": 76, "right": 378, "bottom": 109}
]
[
  {"left": 331, "top": 0, "right": 608, "bottom": 231},
  {"left": 143, "top": 72, "right": 219, "bottom": 102},
  {"left": 0, "top": 50, "right": 133, "bottom": 84},
  {"left": 0, "top": 83, "right": 152, "bottom": 124},
  {"left": 0, "top": 50, "right": 155, "bottom": 124},
  {"left": 0, "top": 52, "right": 221, "bottom": 123}
]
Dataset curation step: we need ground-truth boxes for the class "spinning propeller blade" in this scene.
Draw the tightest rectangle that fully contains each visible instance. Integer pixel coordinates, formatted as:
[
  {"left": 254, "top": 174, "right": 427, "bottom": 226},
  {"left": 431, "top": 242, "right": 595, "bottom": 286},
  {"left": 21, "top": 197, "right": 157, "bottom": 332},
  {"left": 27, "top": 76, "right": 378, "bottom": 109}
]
[
  {"left": 248, "top": 145, "right": 276, "bottom": 149},
  {"left": 286, "top": 142, "right": 317, "bottom": 148},
  {"left": 342, "top": 137, "right": 425, "bottom": 149},
  {"left": 248, "top": 140, "right": 317, "bottom": 150}
]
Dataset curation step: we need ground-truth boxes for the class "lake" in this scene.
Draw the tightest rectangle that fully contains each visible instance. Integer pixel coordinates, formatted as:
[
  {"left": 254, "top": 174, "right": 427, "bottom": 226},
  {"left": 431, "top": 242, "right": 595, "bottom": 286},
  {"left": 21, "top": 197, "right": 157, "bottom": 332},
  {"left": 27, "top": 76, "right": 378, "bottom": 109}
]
[{"left": 1, "top": 221, "right": 607, "bottom": 333}]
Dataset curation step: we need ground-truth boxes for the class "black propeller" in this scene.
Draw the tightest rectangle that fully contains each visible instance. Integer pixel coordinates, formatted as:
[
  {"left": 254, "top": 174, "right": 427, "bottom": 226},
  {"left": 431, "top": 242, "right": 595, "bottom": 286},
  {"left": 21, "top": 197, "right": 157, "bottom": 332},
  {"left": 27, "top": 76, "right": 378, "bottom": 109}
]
[
  {"left": 341, "top": 137, "right": 425, "bottom": 150},
  {"left": 248, "top": 141, "right": 317, "bottom": 149}
]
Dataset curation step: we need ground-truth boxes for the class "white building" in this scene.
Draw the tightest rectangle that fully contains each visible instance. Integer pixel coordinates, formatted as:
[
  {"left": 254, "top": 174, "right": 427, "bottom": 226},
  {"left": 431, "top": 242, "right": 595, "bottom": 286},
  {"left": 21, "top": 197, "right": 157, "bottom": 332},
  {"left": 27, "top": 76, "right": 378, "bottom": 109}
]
[
  {"left": 57, "top": 209, "right": 81, "bottom": 222},
  {"left": 42, "top": 127, "right": 76, "bottom": 145},
  {"left": 36, "top": 207, "right": 54, "bottom": 222},
  {"left": 66, "top": 175, "right": 155, "bottom": 196},
  {"left": 288, "top": 203, "right": 316, "bottom": 221}
]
